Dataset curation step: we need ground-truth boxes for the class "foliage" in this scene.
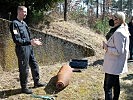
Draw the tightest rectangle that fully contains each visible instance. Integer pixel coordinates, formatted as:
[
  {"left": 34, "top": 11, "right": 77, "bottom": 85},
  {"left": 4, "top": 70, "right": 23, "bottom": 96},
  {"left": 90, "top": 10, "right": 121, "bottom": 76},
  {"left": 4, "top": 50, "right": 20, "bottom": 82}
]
[
  {"left": 29, "top": 0, "right": 63, "bottom": 11},
  {"left": 0, "top": 0, "right": 64, "bottom": 21},
  {"left": 29, "top": 11, "right": 54, "bottom": 29},
  {"left": 69, "top": 5, "right": 109, "bottom": 35},
  {"left": 30, "top": 10, "right": 44, "bottom": 24},
  {"left": 0, "top": 0, "right": 64, "bottom": 11},
  {"left": 83, "top": 0, "right": 94, "bottom": 5},
  {"left": 93, "top": 17, "right": 110, "bottom": 35},
  {"left": 69, "top": 7, "right": 88, "bottom": 26}
]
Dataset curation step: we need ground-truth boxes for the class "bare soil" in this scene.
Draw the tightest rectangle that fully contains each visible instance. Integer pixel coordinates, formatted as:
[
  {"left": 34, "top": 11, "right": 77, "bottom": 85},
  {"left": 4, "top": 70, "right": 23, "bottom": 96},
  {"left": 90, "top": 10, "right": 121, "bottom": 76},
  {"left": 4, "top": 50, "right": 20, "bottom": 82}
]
[{"left": 0, "top": 21, "right": 133, "bottom": 100}]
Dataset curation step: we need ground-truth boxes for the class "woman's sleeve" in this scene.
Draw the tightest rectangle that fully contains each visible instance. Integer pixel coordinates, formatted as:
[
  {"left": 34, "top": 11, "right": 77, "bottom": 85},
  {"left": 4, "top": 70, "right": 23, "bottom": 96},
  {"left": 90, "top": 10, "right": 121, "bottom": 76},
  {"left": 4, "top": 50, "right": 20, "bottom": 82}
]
[{"left": 107, "top": 32, "right": 125, "bottom": 55}]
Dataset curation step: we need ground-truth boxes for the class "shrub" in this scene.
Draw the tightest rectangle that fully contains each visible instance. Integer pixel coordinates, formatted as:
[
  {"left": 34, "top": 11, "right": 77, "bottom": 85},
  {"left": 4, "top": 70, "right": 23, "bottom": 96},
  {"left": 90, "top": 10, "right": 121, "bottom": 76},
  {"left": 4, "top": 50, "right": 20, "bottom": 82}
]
[{"left": 93, "top": 17, "right": 110, "bottom": 35}]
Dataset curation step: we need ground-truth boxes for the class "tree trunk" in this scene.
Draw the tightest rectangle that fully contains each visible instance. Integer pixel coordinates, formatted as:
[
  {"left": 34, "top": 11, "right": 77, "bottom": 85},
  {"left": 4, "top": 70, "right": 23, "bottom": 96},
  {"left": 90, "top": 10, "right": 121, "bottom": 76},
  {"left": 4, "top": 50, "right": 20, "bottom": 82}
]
[
  {"left": 102, "top": 0, "right": 105, "bottom": 21},
  {"left": 64, "top": 0, "right": 67, "bottom": 21},
  {"left": 96, "top": 0, "right": 99, "bottom": 18}
]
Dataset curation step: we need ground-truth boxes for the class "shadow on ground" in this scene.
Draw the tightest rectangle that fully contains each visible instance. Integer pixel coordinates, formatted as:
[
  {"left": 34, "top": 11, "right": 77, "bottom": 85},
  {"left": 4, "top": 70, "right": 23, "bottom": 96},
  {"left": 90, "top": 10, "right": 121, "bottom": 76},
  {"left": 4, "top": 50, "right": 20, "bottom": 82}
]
[
  {"left": 122, "top": 74, "right": 133, "bottom": 80},
  {"left": 44, "top": 75, "right": 66, "bottom": 95},
  {"left": 91, "top": 59, "right": 133, "bottom": 66},
  {"left": 90, "top": 59, "right": 104, "bottom": 66},
  {"left": 128, "top": 59, "right": 133, "bottom": 62},
  {"left": 121, "top": 74, "right": 133, "bottom": 100},
  {"left": 0, "top": 88, "right": 21, "bottom": 99}
]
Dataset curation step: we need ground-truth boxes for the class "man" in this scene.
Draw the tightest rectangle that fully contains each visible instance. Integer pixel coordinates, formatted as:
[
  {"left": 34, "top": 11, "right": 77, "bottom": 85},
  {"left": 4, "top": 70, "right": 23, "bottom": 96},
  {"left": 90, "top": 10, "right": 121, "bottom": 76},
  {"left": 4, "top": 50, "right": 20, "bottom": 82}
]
[
  {"left": 128, "top": 16, "right": 133, "bottom": 60},
  {"left": 10, "top": 6, "right": 46, "bottom": 94}
]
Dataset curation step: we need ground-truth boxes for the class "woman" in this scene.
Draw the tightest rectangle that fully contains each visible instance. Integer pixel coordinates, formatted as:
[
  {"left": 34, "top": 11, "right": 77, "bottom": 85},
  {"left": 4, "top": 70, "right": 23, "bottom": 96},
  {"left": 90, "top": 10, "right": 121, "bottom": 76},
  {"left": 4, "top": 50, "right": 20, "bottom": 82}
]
[{"left": 103, "top": 12, "right": 130, "bottom": 100}]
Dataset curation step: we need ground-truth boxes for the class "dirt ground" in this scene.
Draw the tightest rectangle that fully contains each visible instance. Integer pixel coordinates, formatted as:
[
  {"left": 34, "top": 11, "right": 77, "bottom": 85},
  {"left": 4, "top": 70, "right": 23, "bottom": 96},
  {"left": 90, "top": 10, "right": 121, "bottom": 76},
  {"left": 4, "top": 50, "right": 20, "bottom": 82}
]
[{"left": 0, "top": 21, "right": 133, "bottom": 100}]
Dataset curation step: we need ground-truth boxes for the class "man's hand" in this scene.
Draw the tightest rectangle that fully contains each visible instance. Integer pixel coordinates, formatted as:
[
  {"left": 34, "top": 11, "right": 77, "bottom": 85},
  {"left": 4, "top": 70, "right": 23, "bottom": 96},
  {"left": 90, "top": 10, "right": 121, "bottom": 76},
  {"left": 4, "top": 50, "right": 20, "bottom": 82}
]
[{"left": 31, "top": 38, "right": 42, "bottom": 46}]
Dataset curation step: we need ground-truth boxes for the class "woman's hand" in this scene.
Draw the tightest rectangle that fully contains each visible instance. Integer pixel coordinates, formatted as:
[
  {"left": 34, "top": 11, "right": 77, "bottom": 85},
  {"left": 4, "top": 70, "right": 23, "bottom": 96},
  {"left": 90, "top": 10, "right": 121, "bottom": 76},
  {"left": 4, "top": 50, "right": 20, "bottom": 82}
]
[{"left": 103, "top": 41, "right": 108, "bottom": 51}]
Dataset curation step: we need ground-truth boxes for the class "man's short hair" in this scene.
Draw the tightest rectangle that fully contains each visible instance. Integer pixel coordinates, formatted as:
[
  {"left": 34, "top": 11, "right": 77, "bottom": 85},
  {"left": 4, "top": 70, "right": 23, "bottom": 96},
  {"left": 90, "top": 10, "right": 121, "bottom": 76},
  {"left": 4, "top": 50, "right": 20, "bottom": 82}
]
[{"left": 17, "top": 6, "right": 27, "bottom": 11}]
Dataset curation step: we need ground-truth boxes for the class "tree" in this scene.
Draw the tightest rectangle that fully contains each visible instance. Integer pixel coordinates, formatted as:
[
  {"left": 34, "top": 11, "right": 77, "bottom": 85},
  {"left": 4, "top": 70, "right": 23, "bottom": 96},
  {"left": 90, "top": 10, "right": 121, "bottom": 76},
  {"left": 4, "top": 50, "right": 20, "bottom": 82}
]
[
  {"left": 64, "top": 0, "right": 67, "bottom": 21},
  {"left": 102, "top": 0, "right": 105, "bottom": 20},
  {"left": 96, "top": 0, "right": 99, "bottom": 18},
  {"left": 0, "top": 0, "right": 64, "bottom": 21},
  {"left": 127, "top": 0, "right": 132, "bottom": 18}
]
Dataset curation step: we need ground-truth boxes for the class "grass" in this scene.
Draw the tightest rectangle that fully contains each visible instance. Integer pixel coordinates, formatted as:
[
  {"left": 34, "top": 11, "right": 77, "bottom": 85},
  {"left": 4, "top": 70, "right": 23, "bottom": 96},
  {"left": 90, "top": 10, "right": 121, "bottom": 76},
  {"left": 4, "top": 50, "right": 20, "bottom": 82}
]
[
  {"left": 0, "top": 21, "right": 133, "bottom": 100},
  {"left": 0, "top": 58, "right": 133, "bottom": 100}
]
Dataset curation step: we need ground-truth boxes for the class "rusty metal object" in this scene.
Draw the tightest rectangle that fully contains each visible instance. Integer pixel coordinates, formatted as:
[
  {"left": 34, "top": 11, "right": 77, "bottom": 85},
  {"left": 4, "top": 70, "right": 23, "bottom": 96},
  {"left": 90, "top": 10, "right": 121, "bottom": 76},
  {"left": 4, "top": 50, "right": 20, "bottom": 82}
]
[{"left": 56, "top": 64, "right": 72, "bottom": 90}]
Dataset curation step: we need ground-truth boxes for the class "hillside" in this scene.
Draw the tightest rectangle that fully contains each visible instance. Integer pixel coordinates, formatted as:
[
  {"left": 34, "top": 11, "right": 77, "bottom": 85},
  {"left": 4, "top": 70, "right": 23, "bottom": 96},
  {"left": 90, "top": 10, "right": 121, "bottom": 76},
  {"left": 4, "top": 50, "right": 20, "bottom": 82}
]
[
  {"left": 42, "top": 21, "right": 106, "bottom": 58},
  {"left": 0, "top": 21, "right": 133, "bottom": 100}
]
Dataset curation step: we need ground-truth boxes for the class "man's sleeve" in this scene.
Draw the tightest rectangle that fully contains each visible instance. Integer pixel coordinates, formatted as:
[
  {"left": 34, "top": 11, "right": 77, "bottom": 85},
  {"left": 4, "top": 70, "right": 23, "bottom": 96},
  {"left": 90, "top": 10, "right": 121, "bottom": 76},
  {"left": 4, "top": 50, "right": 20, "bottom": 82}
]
[{"left": 10, "top": 21, "right": 31, "bottom": 46}]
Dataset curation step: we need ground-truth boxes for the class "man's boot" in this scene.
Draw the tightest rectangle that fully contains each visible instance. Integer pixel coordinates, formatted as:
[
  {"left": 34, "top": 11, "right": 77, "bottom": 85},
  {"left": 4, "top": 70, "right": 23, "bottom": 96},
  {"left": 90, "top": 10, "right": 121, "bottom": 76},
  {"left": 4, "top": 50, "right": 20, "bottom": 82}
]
[
  {"left": 34, "top": 82, "right": 47, "bottom": 88},
  {"left": 21, "top": 87, "right": 33, "bottom": 94}
]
